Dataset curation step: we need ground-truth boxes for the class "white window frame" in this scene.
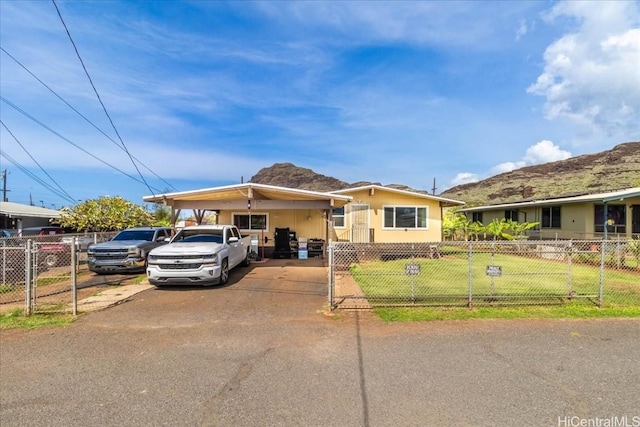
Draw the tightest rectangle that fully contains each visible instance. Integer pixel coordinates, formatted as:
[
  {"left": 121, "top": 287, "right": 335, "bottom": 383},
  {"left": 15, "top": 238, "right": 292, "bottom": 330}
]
[
  {"left": 232, "top": 212, "right": 269, "bottom": 232},
  {"left": 332, "top": 206, "right": 346, "bottom": 229},
  {"left": 382, "top": 205, "right": 429, "bottom": 230}
]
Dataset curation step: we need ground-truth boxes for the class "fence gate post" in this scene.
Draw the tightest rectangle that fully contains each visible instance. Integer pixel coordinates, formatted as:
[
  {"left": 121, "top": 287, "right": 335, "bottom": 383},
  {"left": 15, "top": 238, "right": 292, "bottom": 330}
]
[
  {"left": 25, "top": 239, "right": 33, "bottom": 316},
  {"left": 567, "top": 240, "right": 573, "bottom": 298},
  {"left": 328, "top": 244, "right": 334, "bottom": 310},
  {"left": 599, "top": 240, "right": 605, "bottom": 307},
  {"left": 467, "top": 242, "right": 473, "bottom": 308},
  {"left": 72, "top": 237, "right": 78, "bottom": 315}
]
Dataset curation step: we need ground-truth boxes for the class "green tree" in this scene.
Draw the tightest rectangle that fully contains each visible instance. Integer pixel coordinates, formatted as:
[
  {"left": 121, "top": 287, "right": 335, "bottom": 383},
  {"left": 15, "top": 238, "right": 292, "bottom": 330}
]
[
  {"left": 486, "top": 219, "right": 513, "bottom": 240},
  {"left": 468, "top": 221, "right": 487, "bottom": 241},
  {"left": 486, "top": 219, "right": 540, "bottom": 241},
  {"left": 442, "top": 210, "right": 470, "bottom": 241},
  {"left": 58, "top": 196, "right": 154, "bottom": 232},
  {"left": 506, "top": 219, "right": 540, "bottom": 239},
  {"left": 151, "top": 204, "right": 172, "bottom": 227}
]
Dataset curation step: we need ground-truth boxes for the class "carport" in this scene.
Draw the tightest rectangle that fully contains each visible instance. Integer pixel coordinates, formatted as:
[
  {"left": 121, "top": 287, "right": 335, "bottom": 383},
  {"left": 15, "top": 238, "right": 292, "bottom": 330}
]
[{"left": 143, "top": 183, "right": 352, "bottom": 258}]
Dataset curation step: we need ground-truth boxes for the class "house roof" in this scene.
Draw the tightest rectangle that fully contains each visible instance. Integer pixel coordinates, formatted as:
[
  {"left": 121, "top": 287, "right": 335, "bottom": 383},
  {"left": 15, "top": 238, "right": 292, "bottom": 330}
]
[
  {"left": 330, "top": 184, "right": 465, "bottom": 206},
  {"left": 459, "top": 187, "right": 640, "bottom": 212},
  {"left": 0, "top": 201, "right": 61, "bottom": 219},
  {"left": 143, "top": 183, "right": 352, "bottom": 210}
]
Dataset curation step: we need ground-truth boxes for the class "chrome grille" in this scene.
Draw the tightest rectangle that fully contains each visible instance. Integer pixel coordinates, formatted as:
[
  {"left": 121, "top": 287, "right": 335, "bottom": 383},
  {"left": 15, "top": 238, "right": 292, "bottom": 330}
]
[
  {"left": 152, "top": 254, "right": 205, "bottom": 260},
  {"left": 159, "top": 263, "right": 202, "bottom": 270}
]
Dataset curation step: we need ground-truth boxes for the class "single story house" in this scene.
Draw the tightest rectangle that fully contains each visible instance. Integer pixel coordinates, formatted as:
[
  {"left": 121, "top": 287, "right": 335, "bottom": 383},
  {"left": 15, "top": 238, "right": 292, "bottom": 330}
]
[
  {"left": 0, "top": 201, "right": 61, "bottom": 231},
  {"left": 143, "top": 183, "right": 465, "bottom": 256},
  {"left": 458, "top": 187, "right": 640, "bottom": 240},
  {"left": 329, "top": 184, "right": 465, "bottom": 243}
]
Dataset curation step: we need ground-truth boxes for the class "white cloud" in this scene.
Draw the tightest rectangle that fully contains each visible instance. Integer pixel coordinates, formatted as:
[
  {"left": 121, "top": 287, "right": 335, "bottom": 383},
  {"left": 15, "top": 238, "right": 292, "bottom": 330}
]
[
  {"left": 452, "top": 140, "right": 572, "bottom": 186},
  {"left": 450, "top": 172, "right": 480, "bottom": 186},
  {"left": 490, "top": 161, "right": 526, "bottom": 175},
  {"left": 515, "top": 19, "right": 529, "bottom": 41},
  {"left": 493, "top": 140, "right": 572, "bottom": 174},
  {"left": 523, "top": 140, "right": 572, "bottom": 164},
  {"left": 487, "top": 140, "right": 572, "bottom": 176},
  {"left": 527, "top": 1, "right": 640, "bottom": 138}
]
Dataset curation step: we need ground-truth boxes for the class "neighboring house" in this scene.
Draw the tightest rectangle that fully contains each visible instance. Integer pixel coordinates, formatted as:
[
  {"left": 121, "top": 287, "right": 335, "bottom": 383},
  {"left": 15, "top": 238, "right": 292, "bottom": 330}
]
[
  {"left": 329, "top": 185, "right": 465, "bottom": 243},
  {"left": 0, "top": 201, "right": 61, "bottom": 232},
  {"left": 458, "top": 187, "right": 640, "bottom": 240},
  {"left": 143, "top": 183, "right": 465, "bottom": 256}
]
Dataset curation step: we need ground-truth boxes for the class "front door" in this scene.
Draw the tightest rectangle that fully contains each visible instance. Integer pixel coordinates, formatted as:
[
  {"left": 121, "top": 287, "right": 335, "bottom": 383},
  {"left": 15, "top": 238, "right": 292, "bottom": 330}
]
[
  {"left": 632, "top": 205, "right": 640, "bottom": 235},
  {"left": 351, "top": 204, "right": 370, "bottom": 243}
]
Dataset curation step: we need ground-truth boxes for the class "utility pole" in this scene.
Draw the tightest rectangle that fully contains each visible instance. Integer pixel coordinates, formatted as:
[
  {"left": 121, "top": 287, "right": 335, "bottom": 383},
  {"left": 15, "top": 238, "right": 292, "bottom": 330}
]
[
  {"left": 431, "top": 177, "right": 437, "bottom": 195},
  {"left": 1, "top": 169, "right": 9, "bottom": 202}
]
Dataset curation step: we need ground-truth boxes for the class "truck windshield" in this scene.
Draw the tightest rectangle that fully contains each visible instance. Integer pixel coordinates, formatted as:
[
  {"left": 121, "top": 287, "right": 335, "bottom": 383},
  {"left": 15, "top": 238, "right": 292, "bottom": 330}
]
[
  {"left": 113, "top": 230, "right": 156, "bottom": 241},
  {"left": 177, "top": 233, "right": 223, "bottom": 244}
]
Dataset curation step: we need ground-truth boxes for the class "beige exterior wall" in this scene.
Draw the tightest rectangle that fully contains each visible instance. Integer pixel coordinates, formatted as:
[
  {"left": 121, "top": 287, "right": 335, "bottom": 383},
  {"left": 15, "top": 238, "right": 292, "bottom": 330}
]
[
  {"left": 467, "top": 195, "right": 640, "bottom": 240},
  {"left": 217, "top": 209, "right": 329, "bottom": 245},
  {"left": 329, "top": 188, "right": 444, "bottom": 243}
]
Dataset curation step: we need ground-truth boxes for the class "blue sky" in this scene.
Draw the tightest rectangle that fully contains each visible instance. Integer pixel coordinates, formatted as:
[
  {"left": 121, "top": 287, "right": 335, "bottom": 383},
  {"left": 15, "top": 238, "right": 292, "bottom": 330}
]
[{"left": 1, "top": 1, "right": 639, "bottom": 209}]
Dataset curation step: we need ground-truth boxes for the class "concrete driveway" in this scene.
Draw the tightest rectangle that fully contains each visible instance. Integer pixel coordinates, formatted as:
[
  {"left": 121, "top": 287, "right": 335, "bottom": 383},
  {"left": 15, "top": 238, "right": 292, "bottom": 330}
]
[{"left": 1, "top": 259, "right": 639, "bottom": 427}]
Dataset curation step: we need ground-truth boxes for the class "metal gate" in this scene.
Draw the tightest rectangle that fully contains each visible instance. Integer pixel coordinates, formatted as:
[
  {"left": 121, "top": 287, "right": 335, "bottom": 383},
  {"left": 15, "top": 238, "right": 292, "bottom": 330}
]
[
  {"left": 1, "top": 237, "right": 77, "bottom": 315},
  {"left": 328, "top": 240, "right": 640, "bottom": 309}
]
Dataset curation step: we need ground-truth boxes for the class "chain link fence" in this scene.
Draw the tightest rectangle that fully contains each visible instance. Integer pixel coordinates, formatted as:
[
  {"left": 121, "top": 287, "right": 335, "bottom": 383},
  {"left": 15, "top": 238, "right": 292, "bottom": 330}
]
[
  {"left": 1, "top": 233, "right": 115, "bottom": 315},
  {"left": 329, "top": 240, "right": 640, "bottom": 309}
]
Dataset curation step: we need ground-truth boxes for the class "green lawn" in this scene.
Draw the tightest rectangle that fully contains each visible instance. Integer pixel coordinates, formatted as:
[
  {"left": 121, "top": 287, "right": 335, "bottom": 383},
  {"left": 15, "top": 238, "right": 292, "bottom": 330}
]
[
  {"left": 0, "top": 308, "right": 77, "bottom": 329},
  {"left": 348, "top": 251, "right": 640, "bottom": 307}
]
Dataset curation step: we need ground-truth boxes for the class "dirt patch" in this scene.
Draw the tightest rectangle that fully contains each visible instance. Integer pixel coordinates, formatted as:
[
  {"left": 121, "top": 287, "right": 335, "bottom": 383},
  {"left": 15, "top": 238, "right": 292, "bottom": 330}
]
[{"left": 0, "top": 272, "right": 144, "bottom": 314}]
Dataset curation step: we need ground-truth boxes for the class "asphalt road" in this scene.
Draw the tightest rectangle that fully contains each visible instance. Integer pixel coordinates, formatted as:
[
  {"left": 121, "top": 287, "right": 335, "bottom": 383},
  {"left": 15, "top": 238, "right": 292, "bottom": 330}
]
[{"left": 1, "top": 259, "right": 639, "bottom": 427}]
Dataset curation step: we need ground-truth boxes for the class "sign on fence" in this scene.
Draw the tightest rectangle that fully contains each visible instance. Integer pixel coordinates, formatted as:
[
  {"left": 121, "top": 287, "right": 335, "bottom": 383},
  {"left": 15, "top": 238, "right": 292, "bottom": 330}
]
[
  {"left": 485, "top": 265, "right": 502, "bottom": 277},
  {"left": 405, "top": 264, "right": 421, "bottom": 275}
]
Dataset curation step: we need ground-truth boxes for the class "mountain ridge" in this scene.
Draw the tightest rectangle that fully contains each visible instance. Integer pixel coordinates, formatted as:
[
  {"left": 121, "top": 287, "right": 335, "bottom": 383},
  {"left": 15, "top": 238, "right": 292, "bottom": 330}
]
[{"left": 248, "top": 142, "right": 640, "bottom": 205}]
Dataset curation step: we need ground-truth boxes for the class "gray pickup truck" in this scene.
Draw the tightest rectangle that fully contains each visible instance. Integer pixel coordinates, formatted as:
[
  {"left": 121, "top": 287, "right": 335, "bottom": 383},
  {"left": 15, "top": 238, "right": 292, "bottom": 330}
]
[{"left": 87, "top": 227, "right": 171, "bottom": 274}]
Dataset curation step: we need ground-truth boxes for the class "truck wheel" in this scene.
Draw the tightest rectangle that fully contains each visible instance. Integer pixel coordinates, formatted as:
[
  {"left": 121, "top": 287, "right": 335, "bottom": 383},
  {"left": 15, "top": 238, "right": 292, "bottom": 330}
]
[
  {"left": 219, "top": 259, "right": 229, "bottom": 285},
  {"left": 242, "top": 250, "right": 250, "bottom": 267},
  {"left": 43, "top": 254, "right": 58, "bottom": 268}
]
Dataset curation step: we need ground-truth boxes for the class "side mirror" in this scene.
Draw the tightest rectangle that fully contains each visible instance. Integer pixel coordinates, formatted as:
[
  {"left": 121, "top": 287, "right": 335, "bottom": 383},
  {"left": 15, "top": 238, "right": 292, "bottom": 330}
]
[{"left": 228, "top": 236, "right": 239, "bottom": 243}]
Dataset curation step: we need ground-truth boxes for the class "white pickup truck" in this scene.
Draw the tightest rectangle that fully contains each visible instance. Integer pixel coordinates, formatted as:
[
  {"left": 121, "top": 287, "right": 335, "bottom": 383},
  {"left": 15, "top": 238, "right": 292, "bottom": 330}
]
[{"left": 146, "top": 225, "right": 251, "bottom": 287}]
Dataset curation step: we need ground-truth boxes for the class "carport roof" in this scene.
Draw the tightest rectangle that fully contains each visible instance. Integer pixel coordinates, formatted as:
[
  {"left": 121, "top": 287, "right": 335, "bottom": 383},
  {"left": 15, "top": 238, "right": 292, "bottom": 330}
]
[
  {"left": 0, "top": 201, "right": 61, "bottom": 219},
  {"left": 143, "top": 183, "right": 352, "bottom": 209}
]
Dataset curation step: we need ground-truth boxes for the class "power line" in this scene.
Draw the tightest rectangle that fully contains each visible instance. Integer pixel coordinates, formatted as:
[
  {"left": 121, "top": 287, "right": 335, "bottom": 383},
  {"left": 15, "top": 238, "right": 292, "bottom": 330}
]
[
  {"left": 0, "top": 47, "right": 178, "bottom": 192},
  {"left": 0, "top": 96, "right": 164, "bottom": 194},
  {"left": 0, "top": 149, "right": 77, "bottom": 205},
  {"left": 52, "top": 0, "right": 157, "bottom": 197},
  {"left": 0, "top": 120, "right": 76, "bottom": 202}
]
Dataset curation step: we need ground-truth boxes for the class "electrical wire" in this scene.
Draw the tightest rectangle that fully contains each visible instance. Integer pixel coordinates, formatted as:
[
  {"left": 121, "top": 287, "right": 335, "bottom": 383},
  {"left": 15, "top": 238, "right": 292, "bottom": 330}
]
[
  {"left": 0, "top": 149, "right": 77, "bottom": 205},
  {"left": 52, "top": 0, "right": 157, "bottom": 197},
  {"left": 0, "top": 96, "right": 164, "bottom": 194},
  {"left": 0, "top": 46, "right": 178, "bottom": 192},
  {"left": 0, "top": 120, "right": 76, "bottom": 203}
]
